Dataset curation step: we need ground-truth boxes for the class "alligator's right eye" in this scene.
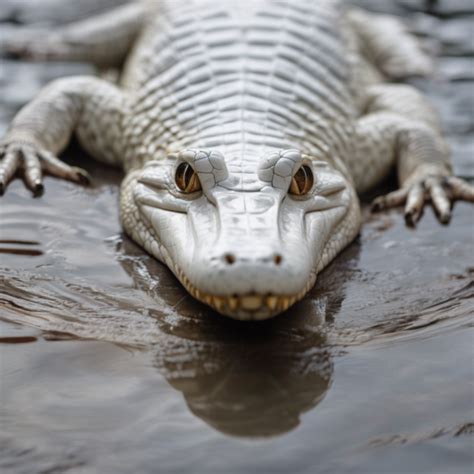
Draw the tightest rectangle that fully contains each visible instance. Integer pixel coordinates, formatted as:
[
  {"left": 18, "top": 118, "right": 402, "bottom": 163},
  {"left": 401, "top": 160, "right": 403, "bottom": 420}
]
[
  {"left": 175, "top": 162, "right": 202, "bottom": 193},
  {"left": 289, "top": 165, "right": 314, "bottom": 196}
]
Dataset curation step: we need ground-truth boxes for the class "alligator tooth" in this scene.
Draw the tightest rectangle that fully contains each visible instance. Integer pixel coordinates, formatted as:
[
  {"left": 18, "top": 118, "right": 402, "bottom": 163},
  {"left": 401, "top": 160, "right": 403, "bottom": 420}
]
[
  {"left": 212, "top": 297, "right": 224, "bottom": 311},
  {"left": 194, "top": 289, "right": 201, "bottom": 300},
  {"left": 241, "top": 295, "right": 263, "bottom": 310},
  {"left": 204, "top": 295, "right": 213, "bottom": 306},
  {"left": 279, "top": 297, "right": 290, "bottom": 310},
  {"left": 227, "top": 296, "right": 239, "bottom": 311},
  {"left": 265, "top": 296, "right": 278, "bottom": 310}
]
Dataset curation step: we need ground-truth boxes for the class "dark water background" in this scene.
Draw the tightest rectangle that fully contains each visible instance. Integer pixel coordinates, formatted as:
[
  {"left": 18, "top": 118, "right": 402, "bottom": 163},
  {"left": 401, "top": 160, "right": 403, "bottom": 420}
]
[{"left": 0, "top": 1, "right": 473, "bottom": 473}]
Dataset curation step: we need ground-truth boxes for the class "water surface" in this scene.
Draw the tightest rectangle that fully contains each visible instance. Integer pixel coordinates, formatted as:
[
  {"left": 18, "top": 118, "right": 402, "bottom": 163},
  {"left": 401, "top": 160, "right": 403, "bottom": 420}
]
[{"left": 0, "top": 1, "right": 473, "bottom": 473}]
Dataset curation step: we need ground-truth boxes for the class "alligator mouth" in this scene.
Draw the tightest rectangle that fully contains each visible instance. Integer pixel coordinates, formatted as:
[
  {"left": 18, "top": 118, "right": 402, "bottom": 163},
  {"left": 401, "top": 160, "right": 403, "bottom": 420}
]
[{"left": 174, "top": 265, "right": 315, "bottom": 320}]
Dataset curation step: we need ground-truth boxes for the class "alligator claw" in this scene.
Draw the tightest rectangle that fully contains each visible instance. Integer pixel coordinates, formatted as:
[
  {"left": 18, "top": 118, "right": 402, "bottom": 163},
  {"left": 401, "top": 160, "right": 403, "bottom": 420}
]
[
  {"left": 371, "top": 175, "right": 474, "bottom": 227},
  {"left": 0, "top": 141, "right": 89, "bottom": 196}
]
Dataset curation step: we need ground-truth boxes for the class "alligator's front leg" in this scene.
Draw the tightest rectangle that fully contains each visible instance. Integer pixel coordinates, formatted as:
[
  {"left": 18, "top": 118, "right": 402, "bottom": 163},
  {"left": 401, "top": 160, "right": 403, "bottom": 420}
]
[
  {"left": 353, "top": 85, "right": 474, "bottom": 226},
  {"left": 0, "top": 76, "right": 126, "bottom": 195}
]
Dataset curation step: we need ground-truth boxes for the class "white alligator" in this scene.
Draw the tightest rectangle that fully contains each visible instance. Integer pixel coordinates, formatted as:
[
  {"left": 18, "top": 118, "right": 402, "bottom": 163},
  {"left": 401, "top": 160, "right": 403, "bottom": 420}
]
[{"left": 1, "top": 0, "right": 473, "bottom": 320}]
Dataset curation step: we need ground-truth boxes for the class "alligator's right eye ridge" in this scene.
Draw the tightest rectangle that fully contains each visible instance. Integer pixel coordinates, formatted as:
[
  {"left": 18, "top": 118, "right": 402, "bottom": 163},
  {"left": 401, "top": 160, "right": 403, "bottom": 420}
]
[
  {"left": 289, "top": 165, "right": 314, "bottom": 196},
  {"left": 175, "top": 162, "right": 202, "bottom": 193}
]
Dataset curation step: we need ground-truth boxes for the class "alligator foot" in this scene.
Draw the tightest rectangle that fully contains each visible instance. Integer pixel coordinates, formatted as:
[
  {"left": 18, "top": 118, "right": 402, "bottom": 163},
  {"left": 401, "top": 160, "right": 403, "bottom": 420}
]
[
  {"left": 371, "top": 175, "right": 474, "bottom": 227},
  {"left": 0, "top": 141, "right": 89, "bottom": 196}
]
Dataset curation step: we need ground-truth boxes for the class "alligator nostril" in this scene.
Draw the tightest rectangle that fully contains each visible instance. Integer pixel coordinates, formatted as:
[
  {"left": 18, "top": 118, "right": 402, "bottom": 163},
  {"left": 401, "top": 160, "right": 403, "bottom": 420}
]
[
  {"left": 224, "top": 253, "right": 236, "bottom": 265},
  {"left": 273, "top": 254, "right": 283, "bottom": 266}
]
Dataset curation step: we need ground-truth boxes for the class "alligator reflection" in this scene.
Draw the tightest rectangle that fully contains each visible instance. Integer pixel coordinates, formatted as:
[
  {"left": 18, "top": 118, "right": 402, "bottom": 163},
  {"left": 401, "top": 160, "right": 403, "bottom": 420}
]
[{"left": 118, "top": 236, "right": 360, "bottom": 437}]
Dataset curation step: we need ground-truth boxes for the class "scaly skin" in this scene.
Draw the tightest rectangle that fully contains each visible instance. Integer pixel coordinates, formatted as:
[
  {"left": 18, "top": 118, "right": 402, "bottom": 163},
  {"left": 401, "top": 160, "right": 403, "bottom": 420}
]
[{"left": 1, "top": 1, "right": 473, "bottom": 320}]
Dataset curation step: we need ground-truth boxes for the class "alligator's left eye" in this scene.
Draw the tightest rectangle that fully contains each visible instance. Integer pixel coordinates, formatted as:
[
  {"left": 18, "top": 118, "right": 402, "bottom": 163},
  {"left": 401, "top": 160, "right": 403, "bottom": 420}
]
[
  {"left": 175, "top": 162, "right": 202, "bottom": 193},
  {"left": 289, "top": 165, "right": 314, "bottom": 195}
]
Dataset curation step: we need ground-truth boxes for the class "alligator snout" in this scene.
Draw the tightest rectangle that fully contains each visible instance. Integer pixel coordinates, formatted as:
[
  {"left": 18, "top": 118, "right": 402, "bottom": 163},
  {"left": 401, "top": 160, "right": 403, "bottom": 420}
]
[
  {"left": 182, "top": 187, "right": 315, "bottom": 319},
  {"left": 201, "top": 243, "right": 301, "bottom": 297}
]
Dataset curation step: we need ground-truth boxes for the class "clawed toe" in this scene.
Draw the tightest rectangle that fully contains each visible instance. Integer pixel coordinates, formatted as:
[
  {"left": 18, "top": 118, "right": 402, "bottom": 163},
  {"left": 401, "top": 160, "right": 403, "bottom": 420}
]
[
  {"left": 425, "top": 177, "right": 451, "bottom": 225},
  {"left": 32, "top": 181, "right": 44, "bottom": 197},
  {"left": 371, "top": 188, "right": 407, "bottom": 212},
  {"left": 0, "top": 146, "right": 21, "bottom": 194},
  {"left": 71, "top": 167, "right": 91, "bottom": 185},
  {"left": 372, "top": 175, "right": 473, "bottom": 227},
  {"left": 445, "top": 176, "right": 474, "bottom": 202},
  {"left": 39, "top": 150, "right": 90, "bottom": 185},
  {"left": 403, "top": 183, "right": 426, "bottom": 226}
]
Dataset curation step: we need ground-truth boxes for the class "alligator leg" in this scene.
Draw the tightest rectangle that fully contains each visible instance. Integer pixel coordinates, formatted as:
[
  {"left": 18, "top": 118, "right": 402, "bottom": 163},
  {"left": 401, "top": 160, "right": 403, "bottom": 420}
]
[
  {"left": 354, "top": 84, "right": 474, "bottom": 225},
  {"left": 0, "top": 76, "right": 126, "bottom": 195},
  {"left": 2, "top": 3, "right": 146, "bottom": 68},
  {"left": 347, "top": 8, "right": 432, "bottom": 79}
]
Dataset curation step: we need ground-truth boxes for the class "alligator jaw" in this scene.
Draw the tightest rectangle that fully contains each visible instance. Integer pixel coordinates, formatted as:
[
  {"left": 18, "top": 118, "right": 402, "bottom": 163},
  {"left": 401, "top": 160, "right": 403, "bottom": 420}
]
[{"left": 174, "top": 263, "right": 316, "bottom": 320}]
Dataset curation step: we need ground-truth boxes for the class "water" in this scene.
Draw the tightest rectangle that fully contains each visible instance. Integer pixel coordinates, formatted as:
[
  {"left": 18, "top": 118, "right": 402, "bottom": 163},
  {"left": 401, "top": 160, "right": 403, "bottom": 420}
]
[{"left": 0, "top": 1, "right": 473, "bottom": 473}]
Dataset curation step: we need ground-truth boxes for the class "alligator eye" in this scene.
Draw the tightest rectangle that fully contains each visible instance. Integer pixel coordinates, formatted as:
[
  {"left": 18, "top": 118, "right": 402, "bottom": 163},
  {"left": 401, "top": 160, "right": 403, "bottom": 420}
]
[
  {"left": 175, "top": 162, "right": 202, "bottom": 193},
  {"left": 289, "top": 165, "right": 314, "bottom": 195}
]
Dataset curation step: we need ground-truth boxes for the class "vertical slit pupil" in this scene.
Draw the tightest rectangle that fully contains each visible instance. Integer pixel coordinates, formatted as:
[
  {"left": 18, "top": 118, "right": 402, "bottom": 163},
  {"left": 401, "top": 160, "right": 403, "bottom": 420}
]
[
  {"left": 176, "top": 163, "right": 201, "bottom": 192},
  {"left": 291, "top": 165, "right": 313, "bottom": 195},
  {"left": 184, "top": 164, "right": 193, "bottom": 191}
]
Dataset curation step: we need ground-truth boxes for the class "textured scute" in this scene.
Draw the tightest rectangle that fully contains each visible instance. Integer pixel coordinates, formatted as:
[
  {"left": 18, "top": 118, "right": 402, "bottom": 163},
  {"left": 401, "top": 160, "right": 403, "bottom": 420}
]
[{"left": 121, "top": 0, "right": 355, "bottom": 173}]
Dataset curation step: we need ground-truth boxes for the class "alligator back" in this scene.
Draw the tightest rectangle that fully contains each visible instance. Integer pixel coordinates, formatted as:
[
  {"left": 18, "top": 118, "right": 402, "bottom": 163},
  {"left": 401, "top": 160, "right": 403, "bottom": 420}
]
[{"left": 122, "top": 0, "right": 358, "bottom": 179}]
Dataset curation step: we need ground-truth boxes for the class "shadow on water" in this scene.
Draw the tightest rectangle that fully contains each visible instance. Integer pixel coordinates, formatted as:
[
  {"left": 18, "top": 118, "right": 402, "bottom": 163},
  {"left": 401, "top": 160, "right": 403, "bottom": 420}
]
[{"left": 153, "top": 317, "right": 331, "bottom": 437}]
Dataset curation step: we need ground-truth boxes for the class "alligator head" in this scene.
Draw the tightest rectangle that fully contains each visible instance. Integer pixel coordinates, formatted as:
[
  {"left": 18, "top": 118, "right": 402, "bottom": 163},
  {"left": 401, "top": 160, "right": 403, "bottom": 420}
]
[{"left": 122, "top": 148, "right": 360, "bottom": 320}]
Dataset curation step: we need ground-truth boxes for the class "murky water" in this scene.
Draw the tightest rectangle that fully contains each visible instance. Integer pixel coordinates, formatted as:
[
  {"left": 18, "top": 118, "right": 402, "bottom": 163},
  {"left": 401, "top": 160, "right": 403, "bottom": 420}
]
[{"left": 0, "top": 1, "right": 473, "bottom": 473}]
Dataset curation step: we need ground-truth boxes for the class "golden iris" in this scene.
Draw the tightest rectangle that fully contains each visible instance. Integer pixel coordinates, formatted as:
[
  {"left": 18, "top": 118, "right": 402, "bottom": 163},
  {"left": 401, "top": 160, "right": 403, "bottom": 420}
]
[{"left": 175, "top": 162, "right": 202, "bottom": 193}]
